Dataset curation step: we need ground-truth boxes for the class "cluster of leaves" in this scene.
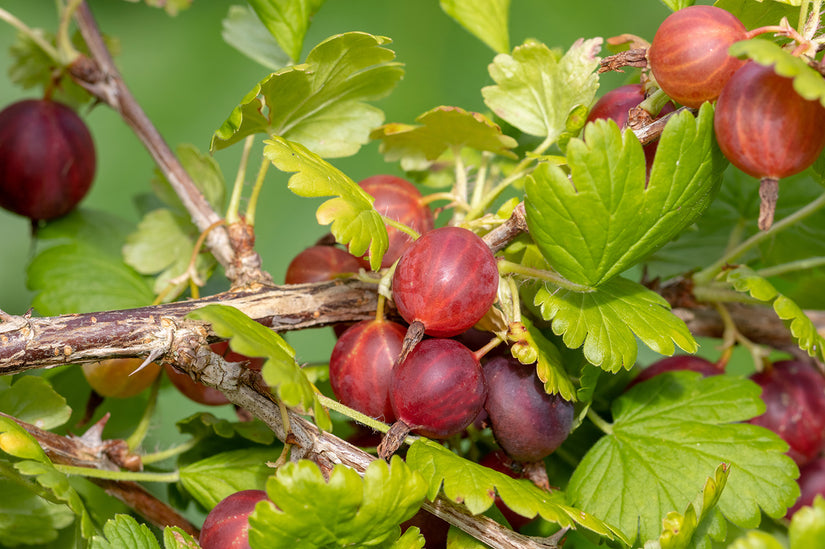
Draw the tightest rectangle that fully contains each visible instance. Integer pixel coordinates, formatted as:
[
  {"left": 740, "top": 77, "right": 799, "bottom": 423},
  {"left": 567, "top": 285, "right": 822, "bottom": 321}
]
[{"left": 3, "top": 0, "right": 825, "bottom": 548}]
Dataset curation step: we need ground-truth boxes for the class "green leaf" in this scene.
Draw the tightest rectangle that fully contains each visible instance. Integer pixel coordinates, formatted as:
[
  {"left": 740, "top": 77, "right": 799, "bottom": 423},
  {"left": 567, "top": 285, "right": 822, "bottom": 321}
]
[
  {"left": 525, "top": 104, "right": 724, "bottom": 287},
  {"left": 264, "top": 136, "right": 388, "bottom": 270},
  {"left": 533, "top": 276, "right": 697, "bottom": 372},
  {"left": 725, "top": 266, "right": 825, "bottom": 362},
  {"left": 185, "top": 305, "right": 321, "bottom": 420},
  {"left": 482, "top": 37, "right": 601, "bottom": 141},
  {"left": 27, "top": 209, "right": 154, "bottom": 315},
  {"left": 179, "top": 448, "right": 277, "bottom": 510},
  {"left": 713, "top": 0, "right": 799, "bottom": 30},
  {"left": 392, "top": 527, "right": 426, "bottom": 549},
  {"left": 90, "top": 514, "right": 160, "bottom": 549},
  {"left": 15, "top": 460, "right": 96, "bottom": 539},
  {"left": 658, "top": 0, "right": 695, "bottom": 10},
  {"left": 727, "top": 531, "right": 785, "bottom": 549},
  {"left": 163, "top": 526, "right": 199, "bottom": 549},
  {"left": 176, "top": 412, "right": 276, "bottom": 446},
  {"left": 247, "top": 0, "right": 325, "bottom": 63},
  {"left": 407, "top": 439, "right": 630, "bottom": 545},
  {"left": 0, "top": 476, "right": 75, "bottom": 547},
  {"left": 506, "top": 319, "right": 577, "bottom": 401},
  {"left": 370, "top": 106, "right": 518, "bottom": 171},
  {"left": 789, "top": 495, "right": 825, "bottom": 549},
  {"left": 222, "top": 5, "right": 291, "bottom": 70},
  {"left": 122, "top": 209, "right": 215, "bottom": 300},
  {"left": 440, "top": 0, "right": 510, "bottom": 53},
  {"left": 729, "top": 39, "right": 825, "bottom": 108},
  {"left": 657, "top": 463, "right": 730, "bottom": 549},
  {"left": 568, "top": 372, "right": 800, "bottom": 544},
  {"left": 211, "top": 31, "right": 403, "bottom": 158},
  {"left": 248, "top": 457, "right": 426, "bottom": 548},
  {"left": 0, "top": 376, "right": 71, "bottom": 430}
]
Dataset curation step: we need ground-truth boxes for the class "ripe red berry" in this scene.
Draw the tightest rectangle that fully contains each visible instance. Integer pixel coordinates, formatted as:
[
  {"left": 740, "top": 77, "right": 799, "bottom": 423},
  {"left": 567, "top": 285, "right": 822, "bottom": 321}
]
[
  {"left": 713, "top": 62, "right": 825, "bottom": 229},
  {"left": 483, "top": 355, "right": 574, "bottom": 462},
  {"left": 392, "top": 226, "right": 498, "bottom": 338},
  {"left": 625, "top": 355, "right": 723, "bottom": 391},
  {"left": 200, "top": 489, "right": 269, "bottom": 549},
  {"left": 358, "top": 175, "right": 435, "bottom": 268},
  {"left": 749, "top": 360, "right": 825, "bottom": 466},
  {"left": 284, "top": 245, "right": 362, "bottom": 285},
  {"left": 390, "top": 338, "right": 487, "bottom": 439},
  {"left": 82, "top": 358, "right": 161, "bottom": 399},
  {"left": 648, "top": 6, "right": 747, "bottom": 108},
  {"left": 329, "top": 318, "right": 407, "bottom": 422},
  {"left": 586, "top": 83, "right": 676, "bottom": 172},
  {"left": 0, "top": 99, "right": 96, "bottom": 220}
]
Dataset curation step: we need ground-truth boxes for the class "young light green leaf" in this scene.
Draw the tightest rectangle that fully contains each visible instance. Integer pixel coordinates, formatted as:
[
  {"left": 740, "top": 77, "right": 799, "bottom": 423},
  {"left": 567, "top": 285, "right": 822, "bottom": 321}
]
[
  {"left": 0, "top": 417, "right": 49, "bottom": 463},
  {"left": 533, "top": 276, "right": 697, "bottom": 372},
  {"left": 264, "top": 136, "right": 388, "bottom": 270},
  {"left": 392, "top": 527, "right": 426, "bottom": 549},
  {"left": 525, "top": 104, "right": 724, "bottom": 287},
  {"left": 789, "top": 495, "right": 825, "bottom": 549},
  {"left": 0, "top": 375, "right": 71, "bottom": 430},
  {"left": 482, "top": 37, "right": 601, "bottom": 141},
  {"left": 15, "top": 459, "right": 96, "bottom": 539},
  {"left": 186, "top": 304, "right": 317, "bottom": 413},
  {"left": 248, "top": 456, "right": 426, "bottom": 548},
  {"left": 440, "top": 0, "right": 510, "bottom": 53},
  {"left": 211, "top": 31, "right": 403, "bottom": 158},
  {"left": 0, "top": 477, "right": 75, "bottom": 547},
  {"left": 507, "top": 318, "right": 577, "bottom": 401},
  {"left": 656, "top": 463, "right": 730, "bottom": 549},
  {"left": 222, "top": 5, "right": 292, "bottom": 70},
  {"left": 568, "top": 372, "right": 800, "bottom": 544},
  {"left": 725, "top": 266, "right": 825, "bottom": 362},
  {"left": 90, "top": 514, "right": 160, "bottom": 549},
  {"left": 163, "top": 526, "right": 199, "bottom": 549},
  {"left": 371, "top": 106, "right": 517, "bottom": 170},
  {"left": 406, "top": 439, "right": 630, "bottom": 545},
  {"left": 727, "top": 531, "right": 785, "bottom": 549},
  {"left": 122, "top": 209, "right": 215, "bottom": 300},
  {"left": 179, "top": 448, "right": 277, "bottom": 510},
  {"left": 730, "top": 39, "right": 825, "bottom": 108},
  {"left": 247, "top": 0, "right": 325, "bottom": 63}
]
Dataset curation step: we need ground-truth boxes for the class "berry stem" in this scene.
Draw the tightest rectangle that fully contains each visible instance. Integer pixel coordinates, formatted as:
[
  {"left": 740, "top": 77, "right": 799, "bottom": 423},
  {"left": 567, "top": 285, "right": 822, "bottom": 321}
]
[
  {"left": 586, "top": 408, "right": 613, "bottom": 436},
  {"left": 57, "top": 0, "right": 83, "bottom": 63},
  {"left": 473, "top": 335, "right": 505, "bottom": 361},
  {"left": 381, "top": 216, "right": 420, "bottom": 239},
  {"left": 0, "top": 8, "right": 61, "bottom": 62},
  {"left": 125, "top": 374, "right": 162, "bottom": 451},
  {"left": 53, "top": 463, "right": 180, "bottom": 483},
  {"left": 756, "top": 257, "right": 825, "bottom": 278},
  {"left": 453, "top": 145, "right": 468, "bottom": 223},
  {"left": 497, "top": 259, "right": 595, "bottom": 293},
  {"left": 226, "top": 135, "right": 255, "bottom": 224},
  {"left": 244, "top": 155, "right": 270, "bottom": 227},
  {"left": 140, "top": 437, "right": 202, "bottom": 465},
  {"left": 315, "top": 393, "right": 391, "bottom": 434}
]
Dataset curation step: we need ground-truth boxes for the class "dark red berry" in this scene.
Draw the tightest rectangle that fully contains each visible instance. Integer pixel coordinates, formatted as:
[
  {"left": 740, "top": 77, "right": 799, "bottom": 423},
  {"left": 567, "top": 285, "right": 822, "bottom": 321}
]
[
  {"left": 625, "top": 355, "right": 723, "bottom": 391},
  {"left": 200, "top": 489, "right": 269, "bottom": 549},
  {"left": 392, "top": 226, "right": 498, "bottom": 338},
  {"left": 400, "top": 509, "right": 450, "bottom": 548},
  {"left": 390, "top": 338, "right": 487, "bottom": 439},
  {"left": 0, "top": 99, "right": 96, "bottom": 220},
  {"left": 749, "top": 360, "right": 825, "bottom": 466},
  {"left": 483, "top": 355, "right": 574, "bottom": 462},
  {"left": 284, "top": 245, "right": 362, "bottom": 284},
  {"left": 329, "top": 318, "right": 407, "bottom": 422},
  {"left": 648, "top": 5, "right": 747, "bottom": 108},
  {"left": 359, "top": 175, "right": 435, "bottom": 268},
  {"left": 787, "top": 457, "right": 825, "bottom": 518}
]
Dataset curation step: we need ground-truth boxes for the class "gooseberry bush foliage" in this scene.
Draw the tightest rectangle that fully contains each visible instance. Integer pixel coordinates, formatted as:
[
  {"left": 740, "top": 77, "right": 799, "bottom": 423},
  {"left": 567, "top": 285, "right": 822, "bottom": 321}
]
[{"left": 2, "top": 1, "right": 825, "bottom": 548}]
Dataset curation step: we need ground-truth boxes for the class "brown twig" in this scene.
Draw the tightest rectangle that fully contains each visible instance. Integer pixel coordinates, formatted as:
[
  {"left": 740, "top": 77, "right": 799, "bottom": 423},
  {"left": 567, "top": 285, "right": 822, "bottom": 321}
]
[{"left": 68, "top": 2, "right": 269, "bottom": 287}]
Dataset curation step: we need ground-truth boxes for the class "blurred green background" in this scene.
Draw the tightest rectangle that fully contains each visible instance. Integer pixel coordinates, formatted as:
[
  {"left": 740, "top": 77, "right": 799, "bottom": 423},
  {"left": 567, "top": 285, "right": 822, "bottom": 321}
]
[{"left": 0, "top": 0, "right": 673, "bottom": 363}]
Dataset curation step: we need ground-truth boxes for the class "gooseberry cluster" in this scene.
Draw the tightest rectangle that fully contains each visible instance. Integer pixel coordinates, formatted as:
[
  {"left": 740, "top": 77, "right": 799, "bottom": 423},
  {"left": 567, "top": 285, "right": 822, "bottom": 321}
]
[
  {"left": 285, "top": 174, "right": 577, "bottom": 529},
  {"left": 645, "top": 5, "right": 825, "bottom": 230}
]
